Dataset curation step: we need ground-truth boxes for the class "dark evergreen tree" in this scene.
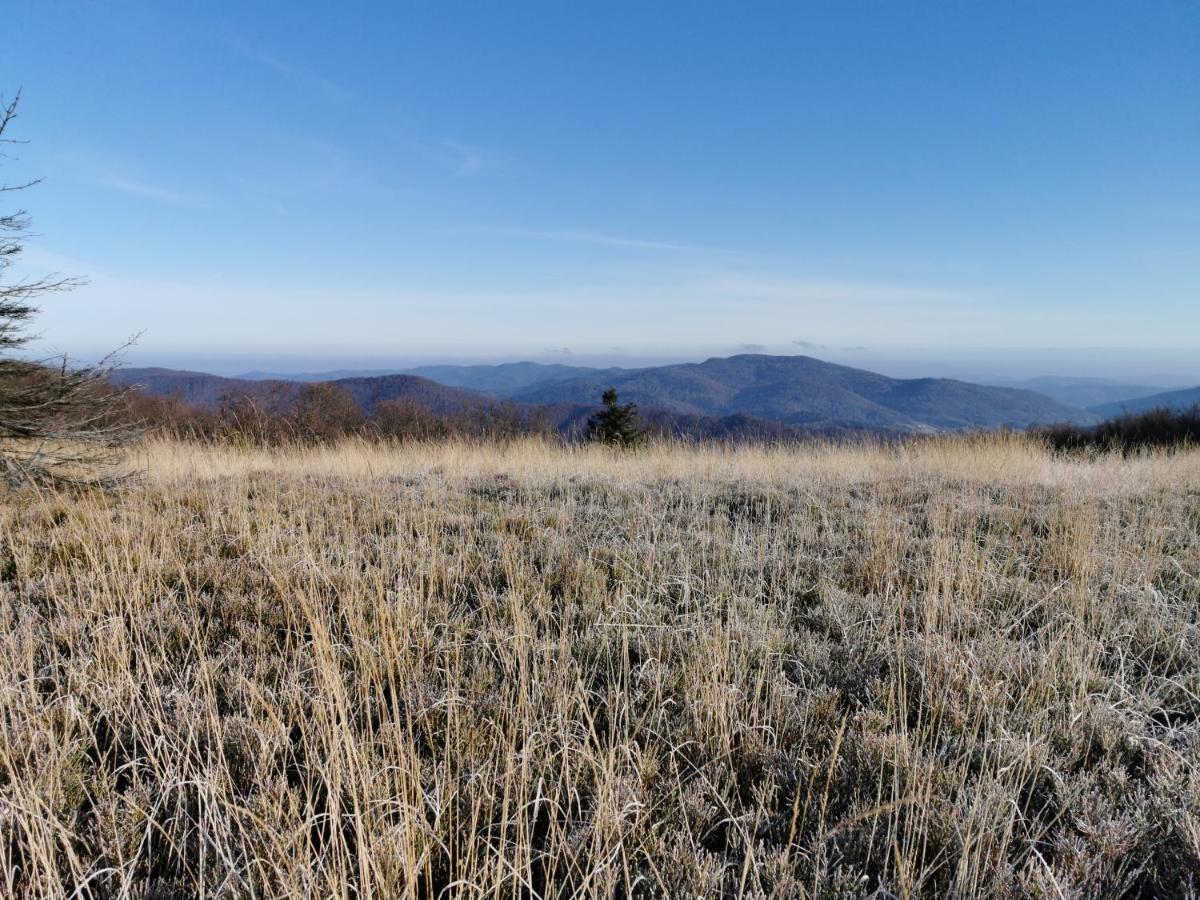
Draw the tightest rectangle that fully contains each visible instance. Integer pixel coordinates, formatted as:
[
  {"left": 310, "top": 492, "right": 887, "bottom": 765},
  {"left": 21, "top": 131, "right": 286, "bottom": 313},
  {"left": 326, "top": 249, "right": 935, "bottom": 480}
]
[{"left": 586, "top": 387, "right": 643, "bottom": 447}]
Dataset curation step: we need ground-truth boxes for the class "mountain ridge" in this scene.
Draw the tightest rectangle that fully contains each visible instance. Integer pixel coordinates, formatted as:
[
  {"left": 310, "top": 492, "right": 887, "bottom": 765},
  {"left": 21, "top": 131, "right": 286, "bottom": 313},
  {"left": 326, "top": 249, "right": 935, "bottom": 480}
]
[
  {"left": 112, "top": 354, "right": 1098, "bottom": 434},
  {"left": 109, "top": 367, "right": 487, "bottom": 413},
  {"left": 983, "top": 376, "right": 1164, "bottom": 409},
  {"left": 1089, "top": 385, "right": 1200, "bottom": 418},
  {"left": 512, "top": 354, "right": 1096, "bottom": 431},
  {"left": 237, "top": 361, "right": 612, "bottom": 395}
]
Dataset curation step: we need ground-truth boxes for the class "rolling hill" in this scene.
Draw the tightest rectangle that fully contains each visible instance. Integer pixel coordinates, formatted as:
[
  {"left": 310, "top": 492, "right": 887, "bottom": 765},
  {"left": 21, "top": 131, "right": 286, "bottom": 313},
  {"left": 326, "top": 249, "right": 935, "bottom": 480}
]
[
  {"left": 513, "top": 354, "right": 1097, "bottom": 431},
  {"left": 239, "top": 361, "right": 612, "bottom": 396},
  {"left": 238, "top": 368, "right": 404, "bottom": 382},
  {"left": 984, "top": 376, "right": 1163, "bottom": 410},
  {"left": 108, "top": 368, "right": 295, "bottom": 408},
  {"left": 401, "top": 362, "right": 608, "bottom": 396},
  {"left": 330, "top": 374, "right": 490, "bottom": 414},
  {"left": 1089, "top": 385, "right": 1200, "bottom": 418},
  {"left": 111, "top": 367, "right": 486, "bottom": 414},
  {"left": 114, "top": 354, "right": 1099, "bottom": 434}
]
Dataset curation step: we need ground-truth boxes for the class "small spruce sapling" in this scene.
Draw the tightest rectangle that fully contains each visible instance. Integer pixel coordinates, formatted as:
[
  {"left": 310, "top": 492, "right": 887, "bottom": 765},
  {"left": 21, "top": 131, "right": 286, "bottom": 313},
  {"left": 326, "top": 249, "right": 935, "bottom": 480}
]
[{"left": 586, "top": 387, "right": 644, "bottom": 448}]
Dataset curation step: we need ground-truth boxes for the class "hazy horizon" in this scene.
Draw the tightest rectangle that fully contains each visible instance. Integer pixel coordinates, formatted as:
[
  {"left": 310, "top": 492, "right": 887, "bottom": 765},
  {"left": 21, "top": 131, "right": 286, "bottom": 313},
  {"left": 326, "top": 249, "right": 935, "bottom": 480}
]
[{"left": 56, "top": 342, "right": 1200, "bottom": 389}]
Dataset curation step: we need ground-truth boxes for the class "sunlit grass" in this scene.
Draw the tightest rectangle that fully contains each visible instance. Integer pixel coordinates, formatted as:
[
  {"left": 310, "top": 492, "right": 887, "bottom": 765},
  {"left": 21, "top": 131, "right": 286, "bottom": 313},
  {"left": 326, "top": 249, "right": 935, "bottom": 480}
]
[{"left": 1, "top": 434, "right": 1198, "bottom": 896}]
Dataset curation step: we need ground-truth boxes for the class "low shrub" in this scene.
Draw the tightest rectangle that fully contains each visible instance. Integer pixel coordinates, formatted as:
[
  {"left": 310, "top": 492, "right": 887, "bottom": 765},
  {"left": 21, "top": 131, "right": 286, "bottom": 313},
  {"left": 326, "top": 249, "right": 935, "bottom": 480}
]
[{"left": 1037, "top": 405, "right": 1200, "bottom": 453}]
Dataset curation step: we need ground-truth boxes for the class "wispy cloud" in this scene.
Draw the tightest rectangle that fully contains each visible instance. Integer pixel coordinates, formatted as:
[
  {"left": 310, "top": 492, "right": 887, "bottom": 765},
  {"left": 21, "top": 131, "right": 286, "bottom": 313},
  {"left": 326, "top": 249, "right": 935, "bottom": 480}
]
[
  {"left": 699, "top": 275, "right": 971, "bottom": 306},
  {"left": 224, "top": 32, "right": 492, "bottom": 179},
  {"left": 439, "top": 225, "right": 729, "bottom": 253},
  {"left": 223, "top": 32, "right": 353, "bottom": 104},
  {"left": 90, "top": 173, "right": 212, "bottom": 208},
  {"left": 396, "top": 135, "right": 490, "bottom": 178},
  {"left": 792, "top": 338, "right": 866, "bottom": 352},
  {"left": 439, "top": 140, "right": 485, "bottom": 178}
]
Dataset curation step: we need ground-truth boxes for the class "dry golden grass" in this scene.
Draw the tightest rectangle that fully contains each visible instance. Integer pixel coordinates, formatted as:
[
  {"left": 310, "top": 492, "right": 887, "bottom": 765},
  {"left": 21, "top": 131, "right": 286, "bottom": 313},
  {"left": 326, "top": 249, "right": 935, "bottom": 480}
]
[{"left": 1, "top": 434, "right": 1199, "bottom": 897}]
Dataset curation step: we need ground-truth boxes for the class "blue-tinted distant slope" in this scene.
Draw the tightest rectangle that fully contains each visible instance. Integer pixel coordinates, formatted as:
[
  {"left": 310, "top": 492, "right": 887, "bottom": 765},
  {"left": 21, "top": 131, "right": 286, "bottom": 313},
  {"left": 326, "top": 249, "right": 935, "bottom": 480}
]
[
  {"left": 1089, "top": 386, "right": 1200, "bottom": 419},
  {"left": 115, "top": 355, "right": 1099, "bottom": 433},
  {"left": 514, "top": 354, "right": 1097, "bottom": 432},
  {"left": 238, "top": 369, "right": 404, "bottom": 382},
  {"left": 403, "top": 362, "right": 610, "bottom": 396},
  {"left": 330, "top": 374, "right": 488, "bottom": 414},
  {"left": 108, "top": 368, "right": 296, "bottom": 407},
  {"left": 111, "top": 367, "right": 486, "bottom": 413},
  {"left": 238, "top": 362, "right": 611, "bottom": 396},
  {"left": 985, "top": 376, "right": 1163, "bottom": 410}
]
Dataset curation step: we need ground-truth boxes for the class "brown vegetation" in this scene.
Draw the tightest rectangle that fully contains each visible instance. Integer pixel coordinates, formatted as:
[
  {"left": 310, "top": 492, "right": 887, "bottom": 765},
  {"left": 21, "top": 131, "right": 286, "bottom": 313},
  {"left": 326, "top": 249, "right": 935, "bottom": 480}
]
[
  {"left": 0, "top": 435, "right": 1198, "bottom": 896},
  {"left": 1037, "top": 404, "right": 1200, "bottom": 453},
  {"left": 121, "top": 383, "right": 552, "bottom": 445}
]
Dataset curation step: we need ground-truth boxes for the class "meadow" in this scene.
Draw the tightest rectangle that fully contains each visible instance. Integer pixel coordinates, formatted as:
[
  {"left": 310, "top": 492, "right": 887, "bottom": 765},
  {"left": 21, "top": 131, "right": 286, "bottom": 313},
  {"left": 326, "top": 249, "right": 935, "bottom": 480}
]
[{"left": 1, "top": 435, "right": 1198, "bottom": 897}]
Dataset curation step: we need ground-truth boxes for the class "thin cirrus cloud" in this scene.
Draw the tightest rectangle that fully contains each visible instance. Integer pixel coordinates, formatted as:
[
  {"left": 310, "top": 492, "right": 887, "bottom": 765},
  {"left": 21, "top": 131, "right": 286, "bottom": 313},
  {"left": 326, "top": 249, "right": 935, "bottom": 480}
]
[
  {"left": 89, "top": 173, "right": 212, "bottom": 208},
  {"left": 395, "top": 135, "right": 488, "bottom": 178},
  {"left": 438, "top": 225, "right": 731, "bottom": 253},
  {"left": 793, "top": 339, "right": 867, "bottom": 352},
  {"left": 223, "top": 32, "right": 490, "bottom": 179},
  {"left": 438, "top": 140, "right": 485, "bottom": 178},
  {"left": 222, "top": 32, "right": 353, "bottom": 104},
  {"left": 698, "top": 275, "right": 973, "bottom": 306}
]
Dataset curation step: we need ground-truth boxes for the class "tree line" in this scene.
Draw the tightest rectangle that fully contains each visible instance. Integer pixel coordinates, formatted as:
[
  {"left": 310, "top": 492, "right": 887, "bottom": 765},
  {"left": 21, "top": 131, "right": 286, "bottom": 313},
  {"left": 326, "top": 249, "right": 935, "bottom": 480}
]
[
  {"left": 1033, "top": 405, "right": 1200, "bottom": 453},
  {"left": 121, "top": 382, "right": 561, "bottom": 445}
]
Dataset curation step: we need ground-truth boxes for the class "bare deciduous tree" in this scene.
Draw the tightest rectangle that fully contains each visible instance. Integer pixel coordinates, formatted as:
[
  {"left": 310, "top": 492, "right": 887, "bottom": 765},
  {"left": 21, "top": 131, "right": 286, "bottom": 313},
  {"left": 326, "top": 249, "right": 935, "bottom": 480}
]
[{"left": 0, "top": 91, "right": 136, "bottom": 486}]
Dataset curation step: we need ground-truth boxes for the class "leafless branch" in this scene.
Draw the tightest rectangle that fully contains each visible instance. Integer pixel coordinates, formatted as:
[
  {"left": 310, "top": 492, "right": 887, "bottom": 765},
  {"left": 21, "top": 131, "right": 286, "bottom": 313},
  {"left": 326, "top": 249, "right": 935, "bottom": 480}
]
[{"left": 0, "top": 90, "right": 139, "bottom": 487}]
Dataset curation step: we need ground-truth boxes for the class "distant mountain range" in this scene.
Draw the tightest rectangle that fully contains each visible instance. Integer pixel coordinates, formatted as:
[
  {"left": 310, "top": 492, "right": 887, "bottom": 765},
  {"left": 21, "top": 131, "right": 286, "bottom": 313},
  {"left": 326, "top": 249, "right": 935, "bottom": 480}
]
[
  {"left": 402, "top": 362, "right": 615, "bottom": 396},
  {"left": 1089, "top": 385, "right": 1200, "bottom": 419},
  {"left": 238, "top": 368, "right": 406, "bottom": 382},
  {"left": 329, "top": 374, "right": 490, "bottom": 414},
  {"left": 110, "top": 367, "right": 487, "bottom": 414},
  {"left": 983, "top": 376, "right": 1164, "bottom": 410},
  {"left": 238, "top": 361, "right": 620, "bottom": 396},
  {"left": 109, "top": 368, "right": 289, "bottom": 408},
  {"left": 509, "top": 355, "right": 1096, "bottom": 431},
  {"left": 115, "top": 353, "right": 1100, "bottom": 434}
]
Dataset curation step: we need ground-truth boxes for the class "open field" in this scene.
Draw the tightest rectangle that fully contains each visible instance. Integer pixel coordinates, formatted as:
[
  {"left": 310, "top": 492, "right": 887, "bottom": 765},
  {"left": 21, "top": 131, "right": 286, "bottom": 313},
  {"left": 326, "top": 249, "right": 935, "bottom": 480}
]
[{"left": 1, "top": 436, "right": 1199, "bottom": 897}]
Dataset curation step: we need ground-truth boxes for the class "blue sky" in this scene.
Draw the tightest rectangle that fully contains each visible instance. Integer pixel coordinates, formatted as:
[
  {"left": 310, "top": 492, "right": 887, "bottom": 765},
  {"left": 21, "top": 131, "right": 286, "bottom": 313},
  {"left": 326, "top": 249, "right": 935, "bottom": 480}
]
[{"left": 5, "top": 1, "right": 1199, "bottom": 378}]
